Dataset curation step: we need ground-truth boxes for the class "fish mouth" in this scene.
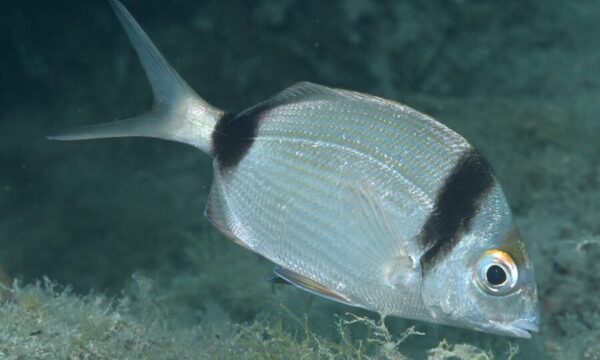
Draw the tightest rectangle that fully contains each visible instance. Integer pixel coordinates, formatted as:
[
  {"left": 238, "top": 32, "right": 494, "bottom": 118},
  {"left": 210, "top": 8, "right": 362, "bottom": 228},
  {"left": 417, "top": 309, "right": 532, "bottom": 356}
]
[{"left": 498, "top": 319, "right": 539, "bottom": 339}]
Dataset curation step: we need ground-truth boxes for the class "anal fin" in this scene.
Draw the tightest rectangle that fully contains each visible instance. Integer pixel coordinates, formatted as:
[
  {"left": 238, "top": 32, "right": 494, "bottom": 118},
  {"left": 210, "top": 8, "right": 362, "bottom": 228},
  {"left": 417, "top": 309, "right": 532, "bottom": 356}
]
[
  {"left": 205, "top": 164, "right": 255, "bottom": 251},
  {"left": 273, "top": 267, "right": 356, "bottom": 306}
]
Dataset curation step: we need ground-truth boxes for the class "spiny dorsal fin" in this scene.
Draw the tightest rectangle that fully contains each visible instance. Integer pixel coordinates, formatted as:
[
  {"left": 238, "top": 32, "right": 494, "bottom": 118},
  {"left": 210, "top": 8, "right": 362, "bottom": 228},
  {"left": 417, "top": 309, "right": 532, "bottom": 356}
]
[{"left": 273, "top": 267, "right": 356, "bottom": 306}]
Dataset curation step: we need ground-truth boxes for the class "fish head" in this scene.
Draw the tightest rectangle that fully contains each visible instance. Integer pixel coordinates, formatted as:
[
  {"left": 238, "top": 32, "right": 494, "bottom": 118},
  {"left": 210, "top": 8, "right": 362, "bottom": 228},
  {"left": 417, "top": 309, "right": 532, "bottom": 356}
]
[{"left": 420, "top": 192, "right": 539, "bottom": 338}]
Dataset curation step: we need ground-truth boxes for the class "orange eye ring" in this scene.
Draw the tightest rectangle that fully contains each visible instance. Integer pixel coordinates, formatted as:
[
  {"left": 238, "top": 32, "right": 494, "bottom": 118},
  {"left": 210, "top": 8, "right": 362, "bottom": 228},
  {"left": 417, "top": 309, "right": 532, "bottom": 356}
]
[{"left": 476, "top": 250, "right": 519, "bottom": 295}]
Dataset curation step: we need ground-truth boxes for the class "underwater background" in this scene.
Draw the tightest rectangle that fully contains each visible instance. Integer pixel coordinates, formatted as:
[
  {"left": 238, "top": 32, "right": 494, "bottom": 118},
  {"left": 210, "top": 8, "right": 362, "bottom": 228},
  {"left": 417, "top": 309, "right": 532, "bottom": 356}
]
[{"left": 1, "top": 0, "right": 599, "bottom": 358}]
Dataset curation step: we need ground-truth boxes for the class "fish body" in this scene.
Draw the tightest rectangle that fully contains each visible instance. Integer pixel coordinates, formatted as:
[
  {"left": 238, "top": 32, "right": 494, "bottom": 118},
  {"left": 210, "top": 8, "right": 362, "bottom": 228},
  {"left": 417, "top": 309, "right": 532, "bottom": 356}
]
[{"left": 51, "top": 0, "right": 539, "bottom": 338}]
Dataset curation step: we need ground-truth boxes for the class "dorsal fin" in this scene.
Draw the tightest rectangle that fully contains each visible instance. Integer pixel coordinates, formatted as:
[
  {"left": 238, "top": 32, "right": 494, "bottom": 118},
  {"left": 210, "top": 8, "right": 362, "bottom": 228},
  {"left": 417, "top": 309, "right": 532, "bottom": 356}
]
[
  {"left": 272, "top": 267, "right": 356, "bottom": 306},
  {"left": 256, "top": 82, "right": 348, "bottom": 107},
  {"left": 232, "top": 82, "right": 365, "bottom": 121}
]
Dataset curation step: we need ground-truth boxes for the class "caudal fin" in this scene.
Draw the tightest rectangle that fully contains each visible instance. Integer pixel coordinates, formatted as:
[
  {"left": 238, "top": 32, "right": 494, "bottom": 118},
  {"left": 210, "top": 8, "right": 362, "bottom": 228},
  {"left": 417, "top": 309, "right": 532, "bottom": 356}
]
[{"left": 49, "top": 0, "right": 222, "bottom": 154}]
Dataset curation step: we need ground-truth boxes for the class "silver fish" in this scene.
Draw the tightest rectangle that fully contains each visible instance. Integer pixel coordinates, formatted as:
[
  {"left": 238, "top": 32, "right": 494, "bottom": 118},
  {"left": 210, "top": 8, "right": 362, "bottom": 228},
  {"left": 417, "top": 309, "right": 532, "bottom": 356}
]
[{"left": 51, "top": 0, "right": 539, "bottom": 338}]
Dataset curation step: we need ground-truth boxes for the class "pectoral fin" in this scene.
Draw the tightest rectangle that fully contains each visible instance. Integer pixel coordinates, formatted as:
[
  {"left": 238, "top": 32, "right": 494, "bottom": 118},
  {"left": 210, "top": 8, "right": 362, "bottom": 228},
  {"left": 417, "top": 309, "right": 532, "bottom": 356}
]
[
  {"left": 342, "top": 180, "right": 421, "bottom": 288},
  {"left": 272, "top": 267, "right": 356, "bottom": 306}
]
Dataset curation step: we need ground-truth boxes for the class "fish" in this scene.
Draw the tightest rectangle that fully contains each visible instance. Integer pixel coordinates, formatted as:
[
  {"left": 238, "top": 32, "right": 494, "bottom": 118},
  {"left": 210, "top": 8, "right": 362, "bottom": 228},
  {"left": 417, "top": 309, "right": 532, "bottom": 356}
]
[{"left": 50, "top": 0, "right": 539, "bottom": 338}]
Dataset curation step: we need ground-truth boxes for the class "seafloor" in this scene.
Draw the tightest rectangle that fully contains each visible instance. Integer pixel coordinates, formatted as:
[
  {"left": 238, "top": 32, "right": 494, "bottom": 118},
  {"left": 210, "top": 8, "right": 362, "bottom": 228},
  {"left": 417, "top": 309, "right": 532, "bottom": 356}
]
[{"left": 1, "top": 0, "right": 599, "bottom": 359}]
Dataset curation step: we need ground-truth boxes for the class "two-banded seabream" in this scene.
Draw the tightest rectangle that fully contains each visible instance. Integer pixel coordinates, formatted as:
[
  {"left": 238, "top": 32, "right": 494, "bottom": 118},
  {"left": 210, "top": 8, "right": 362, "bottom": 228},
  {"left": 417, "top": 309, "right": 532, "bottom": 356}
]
[{"left": 50, "top": 0, "right": 539, "bottom": 338}]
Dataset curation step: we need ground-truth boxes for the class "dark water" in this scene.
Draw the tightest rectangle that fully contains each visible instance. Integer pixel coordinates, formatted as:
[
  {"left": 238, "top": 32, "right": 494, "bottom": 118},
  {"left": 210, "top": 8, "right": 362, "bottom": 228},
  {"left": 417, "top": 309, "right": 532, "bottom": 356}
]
[{"left": 1, "top": 0, "right": 599, "bottom": 358}]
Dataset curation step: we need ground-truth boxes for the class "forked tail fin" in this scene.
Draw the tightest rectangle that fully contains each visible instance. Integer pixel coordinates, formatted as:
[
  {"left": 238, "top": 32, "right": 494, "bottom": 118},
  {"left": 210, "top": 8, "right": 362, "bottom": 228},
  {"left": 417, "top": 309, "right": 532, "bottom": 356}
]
[{"left": 48, "top": 0, "right": 222, "bottom": 154}]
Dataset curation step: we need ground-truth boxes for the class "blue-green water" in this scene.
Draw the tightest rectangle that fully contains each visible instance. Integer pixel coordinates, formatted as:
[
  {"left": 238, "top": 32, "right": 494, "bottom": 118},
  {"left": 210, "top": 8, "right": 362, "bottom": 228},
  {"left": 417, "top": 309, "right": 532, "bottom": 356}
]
[{"left": 1, "top": 0, "right": 599, "bottom": 358}]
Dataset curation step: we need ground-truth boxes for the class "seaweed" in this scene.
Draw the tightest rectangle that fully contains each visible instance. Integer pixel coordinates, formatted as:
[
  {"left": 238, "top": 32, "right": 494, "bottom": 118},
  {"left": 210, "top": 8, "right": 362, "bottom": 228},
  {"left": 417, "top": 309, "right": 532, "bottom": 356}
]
[{"left": 0, "top": 276, "right": 506, "bottom": 360}]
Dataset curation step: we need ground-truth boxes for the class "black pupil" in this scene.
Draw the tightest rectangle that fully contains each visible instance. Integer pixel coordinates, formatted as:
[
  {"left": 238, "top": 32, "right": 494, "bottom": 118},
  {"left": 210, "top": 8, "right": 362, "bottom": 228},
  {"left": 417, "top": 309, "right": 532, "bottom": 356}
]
[{"left": 486, "top": 265, "right": 507, "bottom": 285}]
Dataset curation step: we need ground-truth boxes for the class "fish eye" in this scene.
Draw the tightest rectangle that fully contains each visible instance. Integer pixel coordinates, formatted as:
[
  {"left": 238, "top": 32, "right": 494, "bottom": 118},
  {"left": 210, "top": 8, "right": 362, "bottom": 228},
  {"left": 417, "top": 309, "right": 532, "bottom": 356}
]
[
  {"left": 486, "top": 265, "right": 506, "bottom": 285},
  {"left": 476, "top": 250, "right": 518, "bottom": 295}
]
